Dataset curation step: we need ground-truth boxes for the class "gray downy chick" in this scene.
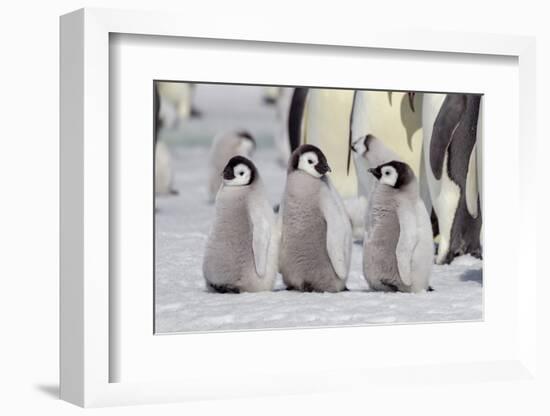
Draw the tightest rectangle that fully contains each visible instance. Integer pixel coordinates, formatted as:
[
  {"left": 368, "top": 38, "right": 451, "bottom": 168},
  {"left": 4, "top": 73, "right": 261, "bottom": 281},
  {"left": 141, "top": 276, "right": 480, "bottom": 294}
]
[
  {"left": 203, "top": 156, "right": 278, "bottom": 293},
  {"left": 363, "top": 160, "right": 433, "bottom": 293},
  {"left": 279, "top": 144, "right": 352, "bottom": 292}
]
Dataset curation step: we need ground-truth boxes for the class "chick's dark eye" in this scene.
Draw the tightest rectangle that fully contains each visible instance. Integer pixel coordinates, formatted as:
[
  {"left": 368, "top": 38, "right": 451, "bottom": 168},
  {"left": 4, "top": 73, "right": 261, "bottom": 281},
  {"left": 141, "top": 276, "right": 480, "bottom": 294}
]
[
  {"left": 308, "top": 159, "right": 313, "bottom": 164},
  {"left": 385, "top": 171, "right": 390, "bottom": 175},
  {"left": 239, "top": 172, "right": 244, "bottom": 176}
]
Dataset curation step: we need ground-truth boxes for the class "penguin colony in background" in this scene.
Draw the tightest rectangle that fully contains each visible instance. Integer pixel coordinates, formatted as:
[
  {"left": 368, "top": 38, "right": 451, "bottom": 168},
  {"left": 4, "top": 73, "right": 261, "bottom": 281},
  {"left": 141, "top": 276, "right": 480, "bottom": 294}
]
[
  {"left": 154, "top": 82, "right": 178, "bottom": 196},
  {"left": 154, "top": 81, "right": 203, "bottom": 197},
  {"left": 155, "top": 83, "right": 482, "bottom": 294}
]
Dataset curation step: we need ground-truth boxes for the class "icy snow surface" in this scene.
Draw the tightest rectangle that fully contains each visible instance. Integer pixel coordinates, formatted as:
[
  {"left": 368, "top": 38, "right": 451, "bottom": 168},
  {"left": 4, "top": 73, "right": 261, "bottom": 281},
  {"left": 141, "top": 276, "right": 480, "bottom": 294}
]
[{"left": 155, "top": 146, "right": 482, "bottom": 334}]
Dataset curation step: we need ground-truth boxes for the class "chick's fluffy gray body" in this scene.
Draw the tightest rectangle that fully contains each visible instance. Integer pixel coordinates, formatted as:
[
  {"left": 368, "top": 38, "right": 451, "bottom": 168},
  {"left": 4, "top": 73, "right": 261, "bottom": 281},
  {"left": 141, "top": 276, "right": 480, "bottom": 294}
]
[
  {"left": 363, "top": 186, "right": 402, "bottom": 291},
  {"left": 280, "top": 172, "right": 346, "bottom": 292},
  {"left": 203, "top": 182, "right": 276, "bottom": 292},
  {"left": 364, "top": 184, "right": 433, "bottom": 293}
]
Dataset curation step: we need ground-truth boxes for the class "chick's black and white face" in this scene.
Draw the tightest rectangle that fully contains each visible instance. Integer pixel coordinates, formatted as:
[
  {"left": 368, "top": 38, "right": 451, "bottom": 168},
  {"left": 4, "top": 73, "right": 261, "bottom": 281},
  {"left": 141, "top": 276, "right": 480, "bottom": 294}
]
[
  {"left": 297, "top": 151, "right": 331, "bottom": 178},
  {"left": 379, "top": 165, "right": 398, "bottom": 187},
  {"left": 223, "top": 162, "right": 252, "bottom": 186},
  {"left": 369, "top": 160, "right": 414, "bottom": 189},
  {"left": 224, "top": 163, "right": 251, "bottom": 186},
  {"left": 289, "top": 144, "right": 331, "bottom": 178},
  {"left": 298, "top": 151, "right": 321, "bottom": 178}
]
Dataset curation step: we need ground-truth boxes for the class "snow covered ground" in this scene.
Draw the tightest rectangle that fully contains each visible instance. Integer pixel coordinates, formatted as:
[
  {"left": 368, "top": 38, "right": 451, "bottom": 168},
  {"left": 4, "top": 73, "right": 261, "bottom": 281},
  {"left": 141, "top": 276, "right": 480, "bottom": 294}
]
[
  {"left": 155, "top": 146, "right": 483, "bottom": 334},
  {"left": 154, "top": 84, "right": 483, "bottom": 334}
]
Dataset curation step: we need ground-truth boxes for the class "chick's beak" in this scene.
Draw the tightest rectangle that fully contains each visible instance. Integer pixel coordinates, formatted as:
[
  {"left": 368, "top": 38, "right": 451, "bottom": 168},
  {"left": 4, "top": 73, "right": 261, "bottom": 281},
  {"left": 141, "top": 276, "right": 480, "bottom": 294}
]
[
  {"left": 368, "top": 168, "right": 381, "bottom": 179},
  {"left": 222, "top": 165, "right": 235, "bottom": 180},
  {"left": 315, "top": 160, "right": 331, "bottom": 175}
]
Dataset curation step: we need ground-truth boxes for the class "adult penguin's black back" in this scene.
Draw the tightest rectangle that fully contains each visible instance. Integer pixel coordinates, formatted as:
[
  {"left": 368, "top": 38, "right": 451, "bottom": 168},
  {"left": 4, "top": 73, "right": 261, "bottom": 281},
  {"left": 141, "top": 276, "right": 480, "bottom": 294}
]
[
  {"left": 431, "top": 93, "right": 482, "bottom": 264},
  {"left": 287, "top": 87, "right": 309, "bottom": 152}
]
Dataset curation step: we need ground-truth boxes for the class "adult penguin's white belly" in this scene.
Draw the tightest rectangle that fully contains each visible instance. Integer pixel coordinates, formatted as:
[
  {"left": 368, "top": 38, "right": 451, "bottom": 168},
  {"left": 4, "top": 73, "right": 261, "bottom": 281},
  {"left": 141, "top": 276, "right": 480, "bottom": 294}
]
[
  {"left": 423, "top": 93, "right": 482, "bottom": 264},
  {"left": 353, "top": 91, "right": 423, "bottom": 171},
  {"left": 351, "top": 91, "right": 429, "bottom": 209},
  {"left": 422, "top": 93, "right": 447, "bottom": 202},
  {"left": 273, "top": 87, "right": 293, "bottom": 167},
  {"left": 349, "top": 91, "right": 372, "bottom": 197},
  {"left": 303, "top": 89, "right": 357, "bottom": 198}
]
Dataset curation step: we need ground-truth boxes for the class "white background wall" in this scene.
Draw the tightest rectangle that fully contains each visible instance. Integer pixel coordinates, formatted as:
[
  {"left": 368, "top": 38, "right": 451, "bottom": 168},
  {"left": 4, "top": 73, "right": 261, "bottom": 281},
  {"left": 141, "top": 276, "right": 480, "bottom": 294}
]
[{"left": 0, "top": 1, "right": 548, "bottom": 414}]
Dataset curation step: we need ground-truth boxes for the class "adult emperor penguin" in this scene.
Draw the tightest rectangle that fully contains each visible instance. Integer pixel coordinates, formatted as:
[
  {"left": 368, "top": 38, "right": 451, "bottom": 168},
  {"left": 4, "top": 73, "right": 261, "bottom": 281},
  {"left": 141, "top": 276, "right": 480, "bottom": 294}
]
[
  {"left": 207, "top": 130, "right": 256, "bottom": 202},
  {"left": 349, "top": 90, "right": 432, "bottom": 212},
  {"left": 364, "top": 161, "right": 433, "bottom": 293},
  {"left": 302, "top": 88, "right": 358, "bottom": 198},
  {"left": 203, "top": 156, "right": 278, "bottom": 293},
  {"left": 273, "top": 87, "right": 294, "bottom": 167},
  {"left": 279, "top": 144, "right": 352, "bottom": 292},
  {"left": 422, "top": 93, "right": 482, "bottom": 264},
  {"left": 300, "top": 89, "right": 366, "bottom": 240},
  {"left": 156, "top": 81, "right": 192, "bottom": 127},
  {"left": 154, "top": 82, "right": 178, "bottom": 196},
  {"left": 157, "top": 81, "right": 201, "bottom": 126}
]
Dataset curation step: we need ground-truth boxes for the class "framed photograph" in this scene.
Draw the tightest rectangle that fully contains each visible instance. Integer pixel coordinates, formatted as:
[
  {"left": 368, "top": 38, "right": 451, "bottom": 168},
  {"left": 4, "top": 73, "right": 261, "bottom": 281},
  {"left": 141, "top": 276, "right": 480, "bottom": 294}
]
[
  {"left": 60, "top": 8, "right": 538, "bottom": 408},
  {"left": 153, "top": 81, "right": 484, "bottom": 334}
]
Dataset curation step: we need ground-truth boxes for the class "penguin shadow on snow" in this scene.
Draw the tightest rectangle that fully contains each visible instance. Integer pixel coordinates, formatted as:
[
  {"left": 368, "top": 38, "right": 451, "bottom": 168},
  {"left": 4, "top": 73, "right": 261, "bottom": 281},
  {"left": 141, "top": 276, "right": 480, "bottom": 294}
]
[
  {"left": 360, "top": 286, "right": 431, "bottom": 295},
  {"left": 459, "top": 268, "right": 483, "bottom": 284}
]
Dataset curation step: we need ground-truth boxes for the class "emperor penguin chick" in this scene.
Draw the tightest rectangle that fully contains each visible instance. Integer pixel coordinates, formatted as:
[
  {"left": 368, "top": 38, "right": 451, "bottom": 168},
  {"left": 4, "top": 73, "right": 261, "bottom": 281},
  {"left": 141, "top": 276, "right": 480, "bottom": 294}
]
[
  {"left": 364, "top": 161, "right": 433, "bottom": 293},
  {"left": 351, "top": 134, "right": 401, "bottom": 238},
  {"left": 280, "top": 144, "right": 352, "bottom": 292},
  {"left": 352, "top": 134, "right": 433, "bottom": 234},
  {"left": 203, "top": 156, "right": 278, "bottom": 293},
  {"left": 207, "top": 131, "right": 256, "bottom": 202}
]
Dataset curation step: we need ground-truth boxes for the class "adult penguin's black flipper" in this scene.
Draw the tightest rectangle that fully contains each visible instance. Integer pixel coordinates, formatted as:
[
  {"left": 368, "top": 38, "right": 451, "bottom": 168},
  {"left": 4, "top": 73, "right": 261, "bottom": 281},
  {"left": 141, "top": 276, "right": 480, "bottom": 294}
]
[{"left": 288, "top": 88, "right": 309, "bottom": 152}]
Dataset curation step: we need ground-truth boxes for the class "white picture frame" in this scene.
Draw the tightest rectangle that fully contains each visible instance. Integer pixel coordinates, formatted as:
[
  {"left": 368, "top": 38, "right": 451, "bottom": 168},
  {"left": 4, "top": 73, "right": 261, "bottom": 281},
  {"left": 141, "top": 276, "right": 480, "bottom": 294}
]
[{"left": 60, "top": 7, "right": 538, "bottom": 408}]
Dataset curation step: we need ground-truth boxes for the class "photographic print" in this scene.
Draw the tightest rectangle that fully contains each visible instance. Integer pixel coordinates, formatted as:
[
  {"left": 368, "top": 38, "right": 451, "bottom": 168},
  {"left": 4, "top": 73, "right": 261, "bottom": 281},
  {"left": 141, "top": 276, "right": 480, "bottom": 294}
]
[{"left": 154, "top": 82, "right": 483, "bottom": 333}]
